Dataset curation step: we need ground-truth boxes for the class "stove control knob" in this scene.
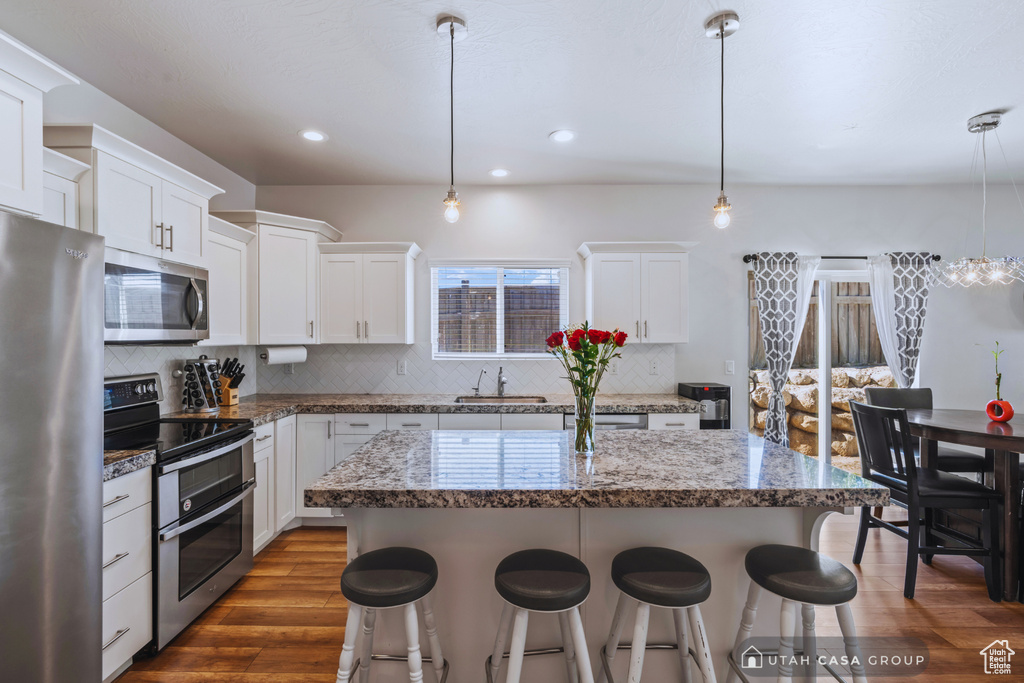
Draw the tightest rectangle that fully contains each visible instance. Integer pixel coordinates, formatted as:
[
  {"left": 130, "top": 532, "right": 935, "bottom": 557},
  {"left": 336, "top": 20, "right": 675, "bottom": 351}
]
[
  {"left": 147, "top": 382, "right": 156, "bottom": 393},
  {"left": 134, "top": 384, "right": 145, "bottom": 395}
]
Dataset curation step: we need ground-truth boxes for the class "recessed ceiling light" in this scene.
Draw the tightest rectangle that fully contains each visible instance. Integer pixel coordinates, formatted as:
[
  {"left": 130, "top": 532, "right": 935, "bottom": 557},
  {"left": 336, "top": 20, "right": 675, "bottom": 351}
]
[
  {"left": 549, "top": 129, "right": 576, "bottom": 143},
  {"left": 299, "top": 129, "right": 328, "bottom": 142},
  {"left": 489, "top": 168, "right": 510, "bottom": 178}
]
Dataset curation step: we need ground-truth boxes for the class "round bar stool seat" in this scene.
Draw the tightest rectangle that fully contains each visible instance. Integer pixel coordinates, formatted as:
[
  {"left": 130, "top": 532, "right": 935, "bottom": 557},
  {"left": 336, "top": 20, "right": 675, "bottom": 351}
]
[
  {"left": 341, "top": 546, "right": 438, "bottom": 608},
  {"left": 745, "top": 544, "right": 857, "bottom": 606},
  {"left": 612, "top": 546, "right": 712, "bottom": 607},
  {"left": 495, "top": 549, "right": 590, "bottom": 612}
]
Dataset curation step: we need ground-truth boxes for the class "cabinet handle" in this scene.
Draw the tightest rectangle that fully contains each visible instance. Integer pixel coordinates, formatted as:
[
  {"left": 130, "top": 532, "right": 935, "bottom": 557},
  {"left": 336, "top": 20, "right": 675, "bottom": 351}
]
[
  {"left": 155, "top": 222, "right": 164, "bottom": 249},
  {"left": 636, "top": 321, "right": 640, "bottom": 336},
  {"left": 356, "top": 321, "right": 360, "bottom": 339},
  {"left": 256, "top": 435, "right": 273, "bottom": 442},
  {"left": 102, "top": 627, "right": 131, "bottom": 651},
  {"left": 401, "top": 423, "right": 422, "bottom": 427},
  {"left": 167, "top": 224, "right": 174, "bottom": 251},
  {"left": 309, "top": 320, "right": 315, "bottom": 338},
  {"left": 644, "top": 320, "right": 648, "bottom": 338},
  {"left": 102, "top": 551, "right": 130, "bottom": 569},
  {"left": 350, "top": 423, "right": 370, "bottom": 427},
  {"left": 664, "top": 423, "right": 689, "bottom": 427},
  {"left": 102, "top": 493, "right": 129, "bottom": 508},
  {"left": 327, "top": 422, "right": 331, "bottom": 439},
  {"left": 364, "top": 320, "right": 369, "bottom": 338}
]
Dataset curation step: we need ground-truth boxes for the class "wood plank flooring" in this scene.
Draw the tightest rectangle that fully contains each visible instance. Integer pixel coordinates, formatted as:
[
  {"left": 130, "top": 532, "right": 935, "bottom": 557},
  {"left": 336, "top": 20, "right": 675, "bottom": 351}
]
[{"left": 119, "top": 514, "right": 1024, "bottom": 681}]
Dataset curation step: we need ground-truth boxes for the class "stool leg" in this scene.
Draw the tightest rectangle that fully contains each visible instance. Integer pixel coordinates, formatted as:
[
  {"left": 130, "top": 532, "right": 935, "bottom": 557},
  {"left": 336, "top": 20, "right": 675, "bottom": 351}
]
[
  {"left": 686, "top": 605, "right": 716, "bottom": 683},
  {"left": 801, "top": 604, "right": 815, "bottom": 680},
  {"left": 726, "top": 581, "right": 762, "bottom": 683},
  {"left": 419, "top": 594, "right": 445, "bottom": 683},
  {"left": 597, "top": 593, "right": 630, "bottom": 683},
  {"left": 505, "top": 608, "right": 530, "bottom": 683},
  {"left": 490, "top": 603, "right": 514, "bottom": 682},
  {"left": 672, "top": 608, "right": 693, "bottom": 683},
  {"left": 358, "top": 608, "right": 376, "bottom": 683},
  {"left": 626, "top": 602, "right": 650, "bottom": 683},
  {"left": 836, "top": 603, "right": 867, "bottom": 683},
  {"left": 777, "top": 599, "right": 797, "bottom": 683},
  {"left": 568, "top": 606, "right": 595, "bottom": 683},
  {"left": 558, "top": 610, "right": 580, "bottom": 683},
  {"left": 336, "top": 604, "right": 363, "bottom": 683},
  {"left": 404, "top": 602, "right": 424, "bottom": 683}
]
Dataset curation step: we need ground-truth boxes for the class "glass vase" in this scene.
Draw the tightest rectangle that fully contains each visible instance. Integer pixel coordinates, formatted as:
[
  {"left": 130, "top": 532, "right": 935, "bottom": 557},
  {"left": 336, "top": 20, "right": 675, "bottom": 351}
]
[{"left": 573, "top": 392, "right": 596, "bottom": 455}]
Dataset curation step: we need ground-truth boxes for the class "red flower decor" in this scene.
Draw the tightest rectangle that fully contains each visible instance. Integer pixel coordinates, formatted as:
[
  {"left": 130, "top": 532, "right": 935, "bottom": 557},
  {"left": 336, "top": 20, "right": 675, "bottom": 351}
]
[
  {"left": 614, "top": 331, "right": 627, "bottom": 347},
  {"left": 546, "top": 331, "right": 564, "bottom": 348}
]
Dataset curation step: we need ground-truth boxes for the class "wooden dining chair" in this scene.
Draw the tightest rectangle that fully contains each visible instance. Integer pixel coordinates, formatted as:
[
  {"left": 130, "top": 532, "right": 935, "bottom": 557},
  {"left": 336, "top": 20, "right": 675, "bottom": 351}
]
[{"left": 849, "top": 401, "right": 1002, "bottom": 600}]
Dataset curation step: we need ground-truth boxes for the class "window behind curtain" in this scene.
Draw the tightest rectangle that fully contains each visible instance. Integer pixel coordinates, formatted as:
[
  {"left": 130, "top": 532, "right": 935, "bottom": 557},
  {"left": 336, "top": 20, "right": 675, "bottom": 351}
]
[{"left": 431, "top": 264, "right": 569, "bottom": 358}]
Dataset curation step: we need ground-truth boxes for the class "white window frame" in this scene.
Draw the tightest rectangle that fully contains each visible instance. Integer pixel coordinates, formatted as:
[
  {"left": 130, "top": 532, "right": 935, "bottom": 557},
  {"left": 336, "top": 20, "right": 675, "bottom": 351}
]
[{"left": 430, "top": 258, "right": 571, "bottom": 360}]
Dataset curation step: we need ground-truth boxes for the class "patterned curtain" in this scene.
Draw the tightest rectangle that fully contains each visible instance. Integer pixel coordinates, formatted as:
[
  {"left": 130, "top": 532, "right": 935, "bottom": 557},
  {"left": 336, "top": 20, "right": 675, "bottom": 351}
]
[
  {"left": 867, "top": 252, "right": 932, "bottom": 388},
  {"left": 753, "top": 252, "right": 821, "bottom": 446}
]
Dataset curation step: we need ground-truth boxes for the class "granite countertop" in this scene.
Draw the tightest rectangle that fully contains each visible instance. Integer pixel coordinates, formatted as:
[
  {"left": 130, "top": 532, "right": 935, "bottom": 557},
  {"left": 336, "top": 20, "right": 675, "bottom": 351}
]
[
  {"left": 103, "top": 449, "right": 155, "bottom": 482},
  {"left": 167, "top": 393, "right": 702, "bottom": 427},
  {"left": 304, "top": 429, "right": 889, "bottom": 509}
]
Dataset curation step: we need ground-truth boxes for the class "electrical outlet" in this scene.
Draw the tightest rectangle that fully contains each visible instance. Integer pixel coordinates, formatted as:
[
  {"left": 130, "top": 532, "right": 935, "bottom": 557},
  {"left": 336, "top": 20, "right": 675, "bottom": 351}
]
[
  {"left": 649, "top": 359, "right": 659, "bottom": 375},
  {"left": 397, "top": 360, "right": 408, "bottom": 376},
  {"left": 608, "top": 360, "right": 619, "bottom": 375},
  {"left": 725, "top": 360, "right": 735, "bottom": 375}
]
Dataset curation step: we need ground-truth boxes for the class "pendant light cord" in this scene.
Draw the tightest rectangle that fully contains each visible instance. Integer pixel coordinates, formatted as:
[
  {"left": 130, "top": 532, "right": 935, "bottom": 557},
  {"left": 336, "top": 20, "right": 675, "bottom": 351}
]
[
  {"left": 449, "top": 20, "right": 455, "bottom": 191},
  {"left": 720, "top": 24, "right": 725, "bottom": 193},
  {"left": 982, "top": 129, "right": 988, "bottom": 257}
]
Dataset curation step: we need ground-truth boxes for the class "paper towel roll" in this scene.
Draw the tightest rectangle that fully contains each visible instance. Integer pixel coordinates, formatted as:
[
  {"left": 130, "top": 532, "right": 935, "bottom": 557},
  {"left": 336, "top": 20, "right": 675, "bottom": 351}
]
[{"left": 261, "top": 346, "right": 307, "bottom": 365}]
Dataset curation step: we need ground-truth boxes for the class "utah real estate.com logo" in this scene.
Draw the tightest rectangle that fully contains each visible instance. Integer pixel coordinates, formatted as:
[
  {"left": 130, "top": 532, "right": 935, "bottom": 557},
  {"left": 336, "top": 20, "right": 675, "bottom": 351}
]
[{"left": 981, "top": 640, "right": 1014, "bottom": 675}]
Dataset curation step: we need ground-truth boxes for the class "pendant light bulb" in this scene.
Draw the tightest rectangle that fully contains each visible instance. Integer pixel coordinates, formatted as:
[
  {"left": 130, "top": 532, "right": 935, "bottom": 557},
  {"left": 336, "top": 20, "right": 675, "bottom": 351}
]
[
  {"left": 705, "top": 11, "right": 738, "bottom": 229},
  {"left": 437, "top": 16, "right": 466, "bottom": 225},
  {"left": 713, "top": 192, "right": 732, "bottom": 229},
  {"left": 443, "top": 189, "right": 460, "bottom": 224}
]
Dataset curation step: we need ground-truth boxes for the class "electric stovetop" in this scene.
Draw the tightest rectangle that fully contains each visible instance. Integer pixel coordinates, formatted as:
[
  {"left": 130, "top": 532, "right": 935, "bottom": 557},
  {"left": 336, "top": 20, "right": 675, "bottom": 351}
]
[{"left": 103, "top": 417, "right": 252, "bottom": 463}]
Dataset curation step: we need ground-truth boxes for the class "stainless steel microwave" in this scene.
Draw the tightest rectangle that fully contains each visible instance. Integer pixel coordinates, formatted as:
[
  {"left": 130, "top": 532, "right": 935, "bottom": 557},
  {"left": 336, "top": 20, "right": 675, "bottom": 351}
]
[{"left": 104, "top": 248, "right": 209, "bottom": 344}]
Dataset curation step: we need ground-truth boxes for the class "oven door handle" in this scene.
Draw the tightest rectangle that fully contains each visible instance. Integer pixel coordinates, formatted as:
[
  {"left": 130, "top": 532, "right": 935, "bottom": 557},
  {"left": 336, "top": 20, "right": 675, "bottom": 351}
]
[
  {"left": 158, "top": 433, "right": 254, "bottom": 475},
  {"left": 159, "top": 479, "right": 255, "bottom": 542}
]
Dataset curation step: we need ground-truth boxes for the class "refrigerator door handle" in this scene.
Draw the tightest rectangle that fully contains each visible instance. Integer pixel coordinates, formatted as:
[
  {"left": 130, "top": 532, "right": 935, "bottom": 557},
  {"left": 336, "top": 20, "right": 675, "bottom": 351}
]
[{"left": 188, "top": 278, "right": 205, "bottom": 330}]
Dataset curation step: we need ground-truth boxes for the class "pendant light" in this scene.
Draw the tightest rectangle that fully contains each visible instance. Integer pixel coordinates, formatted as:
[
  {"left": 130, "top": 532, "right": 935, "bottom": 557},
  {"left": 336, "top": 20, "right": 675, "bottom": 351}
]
[
  {"left": 705, "top": 11, "right": 739, "bottom": 229},
  {"left": 934, "top": 112, "right": 1024, "bottom": 287},
  {"left": 437, "top": 16, "right": 467, "bottom": 223}
]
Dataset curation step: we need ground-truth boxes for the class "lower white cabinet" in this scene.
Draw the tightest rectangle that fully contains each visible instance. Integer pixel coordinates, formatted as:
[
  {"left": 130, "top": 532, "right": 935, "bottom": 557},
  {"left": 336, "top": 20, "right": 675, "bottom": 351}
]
[
  {"left": 296, "top": 414, "right": 333, "bottom": 518},
  {"left": 386, "top": 413, "right": 439, "bottom": 430},
  {"left": 647, "top": 413, "right": 700, "bottom": 430},
  {"left": 101, "top": 571, "right": 153, "bottom": 681},
  {"left": 438, "top": 413, "right": 501, "bottom": 430},
  {"left": 101, "top": 502, "right": 151, "bottom": 601},
  {"left": 500, "top": 413, "right": 565, "bottom": 430},
  {"left": 335, "top": 433, "right": 375, "bottom": 466},
  {"left": 275, "top": 415, "right": 297, "bottom": 532},
  {"left": 253, "top": 432, "right": 276, "bottom": 554}
]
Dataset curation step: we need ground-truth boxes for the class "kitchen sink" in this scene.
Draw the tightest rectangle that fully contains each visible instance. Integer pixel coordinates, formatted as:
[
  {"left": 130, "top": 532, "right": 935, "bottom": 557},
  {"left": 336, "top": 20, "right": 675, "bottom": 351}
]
[{"left": 454, "top": 395, "right": 549, "bottom": 404}]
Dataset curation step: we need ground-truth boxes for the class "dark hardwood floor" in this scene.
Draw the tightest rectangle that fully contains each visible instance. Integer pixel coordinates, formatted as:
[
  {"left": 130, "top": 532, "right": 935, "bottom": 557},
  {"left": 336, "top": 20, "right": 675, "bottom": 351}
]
[{"left": 118, "top": 513, "right": 1024, "bottom": 681}]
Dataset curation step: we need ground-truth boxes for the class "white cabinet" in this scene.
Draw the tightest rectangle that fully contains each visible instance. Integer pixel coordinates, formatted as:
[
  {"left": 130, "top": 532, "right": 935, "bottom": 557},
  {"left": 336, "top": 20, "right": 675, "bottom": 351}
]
[
  {"left": 296, "top": 414, "right": 333, "bottom": 518},
  {"left": 253, "top": 422, "right": 276, "bottom": 553},
  {"left": 275, "top": 415, "right": 297, "bottom": 531},
  {"left": 579, "top": 242, "right": 695, "bottom": 344},
  {"left": 203, "top": 216, "right": 255, "bottom": 346},
  {"left": 319, "top": 243, "right": 420, "bottom": 344},
  {"left": 41, "top": 148, "right": 89, "bottom": 228},
  {"left": 500, "top": 413, "right": 565, "bottom": 430},
  {"left": 333, "top": 413, "right": 387, "bottom": 467},
  {"left": 101, "top": 572, "right": 152, "bottom": 681},
  {"left": 335, "top": 434, "right": 375, "bottom": 467},
  {"left": 0, "top": 31, "right": 77, "bottom": 216},
  {"left": 45, "top": 124, "right": 224, "bottom": 267},
  {"left": 386, "top": 413, "right": 439, "bottom": 430},
  {"left": 438, "top": 413, "right": 501, "bottom": 430},
  {"left": 647, "top": 413, "right": 700, "bottom": 430}
]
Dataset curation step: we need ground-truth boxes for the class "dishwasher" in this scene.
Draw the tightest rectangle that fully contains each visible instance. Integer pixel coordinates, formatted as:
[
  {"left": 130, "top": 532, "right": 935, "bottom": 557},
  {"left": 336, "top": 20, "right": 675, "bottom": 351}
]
[{"left": 562, "top": 413, "right": 648, "bottom": 430}]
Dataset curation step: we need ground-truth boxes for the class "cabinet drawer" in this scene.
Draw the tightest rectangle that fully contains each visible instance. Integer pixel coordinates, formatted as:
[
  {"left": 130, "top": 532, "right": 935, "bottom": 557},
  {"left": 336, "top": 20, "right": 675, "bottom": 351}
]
[
  {"left": 253, "top": 422, "right": 275, "bottom": 452},
  {"left": 386, "top": 413, "right": 439, "bottom": 430},
  {"left": 438, "top": 413, "right": 501, "bottom": 430},
  {"left": 647, "top": 413, "right": 700, "bottom": 430},
  {"left": 500, "top": 413, "right": 565, "bottom": 431},
  {"left": 102, "top": 572, "right": 153, "bottom": 681},
  {"left": 102, "top": 502, "right": 152, "bottom": 601},
  {"left": 102, "top": 467, "right": 152, "bottom": 523},
  {"left": 336, "top": 413, "right": 387, "bottom": 434}
]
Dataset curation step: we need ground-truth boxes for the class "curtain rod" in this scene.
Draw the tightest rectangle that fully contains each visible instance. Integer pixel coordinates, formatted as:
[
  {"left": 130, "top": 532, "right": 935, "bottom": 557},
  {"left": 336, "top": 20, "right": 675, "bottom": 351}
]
[{"left": 741, "top": 254, "right": 942, "bottom": 264}]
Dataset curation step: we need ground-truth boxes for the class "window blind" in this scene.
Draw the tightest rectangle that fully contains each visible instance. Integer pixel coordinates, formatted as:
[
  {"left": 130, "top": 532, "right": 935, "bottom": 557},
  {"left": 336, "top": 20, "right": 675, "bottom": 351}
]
[{"left": 431, "top": 264, "right": 569, "bottom": 358}]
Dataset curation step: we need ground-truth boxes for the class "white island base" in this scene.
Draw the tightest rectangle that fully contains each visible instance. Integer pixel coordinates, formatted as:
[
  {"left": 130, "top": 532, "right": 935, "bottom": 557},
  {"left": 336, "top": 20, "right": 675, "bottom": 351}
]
[{"left": 340, "top": 506, "right": 841, "bottom": 682}]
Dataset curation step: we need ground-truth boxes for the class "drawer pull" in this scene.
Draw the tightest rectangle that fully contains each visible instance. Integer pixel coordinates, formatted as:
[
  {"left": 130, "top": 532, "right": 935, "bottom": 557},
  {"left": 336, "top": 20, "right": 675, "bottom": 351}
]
[
  {"left": 256, "top": 435, "right": 273, "bottom": 442},
  {"left": 102, "top": 551, "right": 130, "bottom": 569},
  {"left": 350, "top": 423, "right": 370, "bottom": 427},
  {"left": 401, "top": 423, "right": 422, "bottom": 427},
  {"left": 102, "top": 493, "right": 129, "bottom": 508},
  {"left": 102, "top": 627, "right": 131, "bottom": 650},
  {"left": 664, "top": 423, "right": 689, "bottom": 427}
]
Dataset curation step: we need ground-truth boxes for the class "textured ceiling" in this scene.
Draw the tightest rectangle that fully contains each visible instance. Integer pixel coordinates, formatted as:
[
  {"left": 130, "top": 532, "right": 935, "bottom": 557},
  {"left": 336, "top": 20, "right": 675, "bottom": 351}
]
[{"left": 3, "top": 0, "right": 1024, "bottom": 185}]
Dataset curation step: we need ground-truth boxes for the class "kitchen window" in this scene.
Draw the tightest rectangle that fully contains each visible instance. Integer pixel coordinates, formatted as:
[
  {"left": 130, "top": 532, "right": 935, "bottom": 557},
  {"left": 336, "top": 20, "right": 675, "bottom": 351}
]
[{"left": 430, "top": 260, "right": 569, "bottom": 359}]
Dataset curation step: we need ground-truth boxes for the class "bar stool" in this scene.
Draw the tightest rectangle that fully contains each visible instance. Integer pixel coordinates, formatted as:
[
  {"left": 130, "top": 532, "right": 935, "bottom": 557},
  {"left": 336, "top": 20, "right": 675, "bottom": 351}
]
[
  {"left": 486, "top": 549, "right": 595, "bottom": 683},
  {"left": 335, "top": 546, "right": 448, "bottom": 683},
  {"left": 597, "top": 547, "right": 716, "bottom": 683},
  {"left": 726, "top": 544, "right": 865, "bottom": 683}
]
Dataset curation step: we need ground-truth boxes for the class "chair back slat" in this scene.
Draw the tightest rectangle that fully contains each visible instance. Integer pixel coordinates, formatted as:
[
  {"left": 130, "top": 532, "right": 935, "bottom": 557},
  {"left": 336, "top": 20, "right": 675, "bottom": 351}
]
[
  {"left": 850, "top": 401, "right": 917, "bottom": 487},
  {"left": 864, "top": 387, "right": 933, "bottom": 410}
]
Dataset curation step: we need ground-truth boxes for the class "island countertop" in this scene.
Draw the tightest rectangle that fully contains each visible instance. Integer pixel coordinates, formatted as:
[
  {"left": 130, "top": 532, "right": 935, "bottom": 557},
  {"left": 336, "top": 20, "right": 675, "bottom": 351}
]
[{"left": 305, "top": 429, "right": 889, "bottom": 509}]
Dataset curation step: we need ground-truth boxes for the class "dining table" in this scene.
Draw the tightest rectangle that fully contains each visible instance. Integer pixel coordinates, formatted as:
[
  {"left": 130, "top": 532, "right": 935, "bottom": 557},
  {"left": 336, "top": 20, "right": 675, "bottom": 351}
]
[{"left": 905, "top": 408, "right": 1022, "bottom": 601}]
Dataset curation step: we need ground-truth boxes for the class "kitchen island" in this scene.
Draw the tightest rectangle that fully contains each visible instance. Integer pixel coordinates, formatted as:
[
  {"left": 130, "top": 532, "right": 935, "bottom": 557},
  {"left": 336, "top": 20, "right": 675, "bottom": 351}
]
[{"left": 306, "top": 429, "right": 888, "bottom": 681}]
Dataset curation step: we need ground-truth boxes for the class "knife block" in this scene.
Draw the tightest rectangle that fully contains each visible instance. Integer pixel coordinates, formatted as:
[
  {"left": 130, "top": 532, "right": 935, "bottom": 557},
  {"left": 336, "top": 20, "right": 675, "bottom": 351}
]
[{"left": 220, "top": 387, "right": 239, "bottom": 407}]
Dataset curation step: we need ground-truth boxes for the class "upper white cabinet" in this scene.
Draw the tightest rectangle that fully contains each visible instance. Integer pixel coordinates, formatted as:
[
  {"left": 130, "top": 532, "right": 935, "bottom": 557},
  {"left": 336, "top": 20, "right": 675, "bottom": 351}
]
[
  {"left": 44, "top": 124, "right": 224, "bottom": 267},
  {"left": 319, "top": 243, "right": 420, "bottom": 344},
  {"left": 203, "top": 216, "right": 255, "bottom": 346},
  {"left": 211, "top": 210, "right": 342, "bottom": 346},
  {"left": 41, "top": 148, "right": 89, "bottom": 228},
  {"left": 578, "top": 242, "right": 695, "bottom": 344},
  {"left": 0, "top": 31, "right": 78, "bottom": 216}
]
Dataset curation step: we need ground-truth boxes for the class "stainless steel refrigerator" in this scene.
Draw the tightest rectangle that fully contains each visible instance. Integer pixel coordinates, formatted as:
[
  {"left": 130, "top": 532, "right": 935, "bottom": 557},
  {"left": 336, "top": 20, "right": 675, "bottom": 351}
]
[{"left": 0, "top": 210, "right": 104, "bottom": 681}]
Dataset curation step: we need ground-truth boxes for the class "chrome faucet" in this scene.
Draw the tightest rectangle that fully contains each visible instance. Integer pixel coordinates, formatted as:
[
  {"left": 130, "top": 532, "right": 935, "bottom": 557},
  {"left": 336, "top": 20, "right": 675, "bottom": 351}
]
[
  {"left": 497, "top": 367, "right": 509, "bottom": 397},
  {"left": 472, "top": 369, "right": 487, "bottom": 396}
]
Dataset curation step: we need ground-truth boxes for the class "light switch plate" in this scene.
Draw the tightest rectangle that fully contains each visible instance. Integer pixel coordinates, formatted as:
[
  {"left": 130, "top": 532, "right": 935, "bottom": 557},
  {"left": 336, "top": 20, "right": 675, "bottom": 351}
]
[
  {"left": 608, "top": 360, "right": 619, "bottom": 375},
  {"left": 649, "top": 359, "right": 659, "bottom": 375},
  {"left": 397, "top": 360, "right": 408, "bottom": 376},
  {"left": 725, "top": 360, "right": 735, "bottom": 375}
]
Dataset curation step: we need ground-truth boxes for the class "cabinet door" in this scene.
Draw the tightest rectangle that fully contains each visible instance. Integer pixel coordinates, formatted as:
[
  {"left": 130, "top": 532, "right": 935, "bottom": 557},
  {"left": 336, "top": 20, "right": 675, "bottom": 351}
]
[
  {"left": 275, "top": 415, "right": 297, "bottom": 531},
  {"left": 161, "top": 182, "right": 206, "bottom": 266},
  {"left": 500, "top": 413, "right": 564, "bottom": 430},
  {"left": 259, "top": 225, "right": 318, "bottom": 344},
  {"left": 438, "top": 413, "right": 501, "bottom": 430},
  {"left": 205, "top": 230, "right": 248, "bottom": 345},
  {"left": 95, "top": 151, "right": 163, "bottom": 256},
  {"left": 640, "top": 253, "right": 688, "bottom": 343},
  {"left": 41, "top": 171, "right": 77, "bottom": 228},
  {"left": 363, "top": 253, "right": 406, "bottom": 343},
  {"left": 295, "top": 414, "right": 332, "bottom": 518},
  {"left": 647, "top": 413, "right": 699, "bottom": 430},
  {"left": 0, "top": 71, "right": 43, "bottom": 216},
  {"left": 590, "top": 253, "right": 642, "bottom": 339},
  {"left": 320, "top": 253, "right": 362, "bottom": 343},
  {"left": 253, "top": 446, "right": 275, "bottom": 553},
  {"left": 335, "top": 433, "right": 374, "bottom": 467}
]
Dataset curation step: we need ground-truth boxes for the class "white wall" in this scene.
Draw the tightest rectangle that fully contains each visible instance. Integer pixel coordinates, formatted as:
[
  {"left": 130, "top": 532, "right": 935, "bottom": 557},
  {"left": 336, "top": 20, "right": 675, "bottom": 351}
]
[{"left": 256, "top": 183, "right": 1024, "bottom": 422}]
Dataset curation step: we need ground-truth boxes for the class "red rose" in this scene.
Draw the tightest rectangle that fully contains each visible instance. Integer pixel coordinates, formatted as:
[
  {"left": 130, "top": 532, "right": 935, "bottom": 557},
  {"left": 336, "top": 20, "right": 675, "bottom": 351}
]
[
  {"left": 546, "top": 331, "right": 564, "bottom": 348},
  {"left": 587, "top": 329, "right": 605, "bottom": 345},
  {"left": 568, "top": 329, "right": 585, "bottom": 351},
  {"left": 600, "top": 330, "right": 612, "bottom": 343},
  {"left": 614, "top": 331, "right": 627, "bottom": 347}
]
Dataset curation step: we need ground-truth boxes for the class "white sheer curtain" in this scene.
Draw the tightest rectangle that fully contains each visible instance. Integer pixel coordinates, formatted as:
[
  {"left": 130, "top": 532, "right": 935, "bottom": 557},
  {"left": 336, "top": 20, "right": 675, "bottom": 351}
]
[{"left": 867, "top": 252, "right": 933, "bottom": 389}]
